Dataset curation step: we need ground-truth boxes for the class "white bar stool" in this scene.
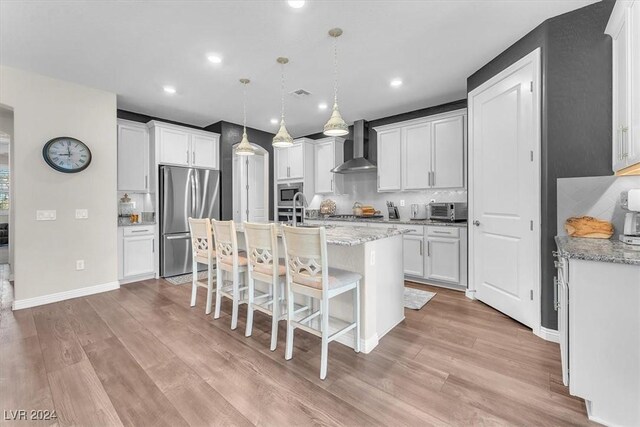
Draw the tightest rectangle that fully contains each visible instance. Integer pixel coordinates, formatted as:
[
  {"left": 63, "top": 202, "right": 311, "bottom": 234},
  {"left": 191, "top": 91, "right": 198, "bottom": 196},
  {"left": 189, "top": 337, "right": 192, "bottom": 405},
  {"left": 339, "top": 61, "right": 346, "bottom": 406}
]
[
  {"left": 187, "top": 217, "right": 216, "bottom": 314},
  {"left": 211, "top": 219, "right": 248, "bottom": 330},
  {"left": 243, "top": 222, "right": 287, "bottom": 350},
  {"left": 282, "top": 225, "right": 361, "bottom": 380}
]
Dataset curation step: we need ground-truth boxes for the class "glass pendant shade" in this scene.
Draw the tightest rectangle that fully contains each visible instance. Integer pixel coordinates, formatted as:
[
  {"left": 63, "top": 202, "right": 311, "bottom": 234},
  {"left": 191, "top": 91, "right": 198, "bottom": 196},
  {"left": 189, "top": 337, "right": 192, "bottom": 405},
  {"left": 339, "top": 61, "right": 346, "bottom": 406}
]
[
  {"left": 235, "top": 78, "right": 256, "bottom": 156},
  {"left": 235, "top": 129, "right": 255, "bottom": 156},
  {"left": 323, "top": 102, "right": 349, "bottom": 136},
  {"left": 272, "top": 119, "right": 294, "bottom": 147}
]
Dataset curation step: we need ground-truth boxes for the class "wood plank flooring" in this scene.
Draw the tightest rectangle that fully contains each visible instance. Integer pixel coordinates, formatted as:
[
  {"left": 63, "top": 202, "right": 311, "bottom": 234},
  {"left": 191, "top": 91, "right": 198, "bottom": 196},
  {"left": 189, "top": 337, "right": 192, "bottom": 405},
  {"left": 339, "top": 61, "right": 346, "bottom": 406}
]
[{"left": 0, "top": 272, "right": 594, "bottom": 426}]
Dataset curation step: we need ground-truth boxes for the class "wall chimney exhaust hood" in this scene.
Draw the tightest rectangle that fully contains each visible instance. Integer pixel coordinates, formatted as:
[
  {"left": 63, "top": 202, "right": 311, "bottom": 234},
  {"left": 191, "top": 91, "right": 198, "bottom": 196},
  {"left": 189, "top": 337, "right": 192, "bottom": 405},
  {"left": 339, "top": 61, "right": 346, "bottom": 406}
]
[{"left": 331, "top": 120, "right": 377, "bottom": 174}]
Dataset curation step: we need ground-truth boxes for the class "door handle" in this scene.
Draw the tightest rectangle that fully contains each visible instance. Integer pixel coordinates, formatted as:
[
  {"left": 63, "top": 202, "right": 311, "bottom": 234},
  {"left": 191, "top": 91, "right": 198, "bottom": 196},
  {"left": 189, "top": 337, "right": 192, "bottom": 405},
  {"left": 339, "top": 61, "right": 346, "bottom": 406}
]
[
  {"left": 166, "top": 233, "right": 191, "bottom": 240},
  {"left": 473, "top": 220, "right": 481, "bottom": 226}
]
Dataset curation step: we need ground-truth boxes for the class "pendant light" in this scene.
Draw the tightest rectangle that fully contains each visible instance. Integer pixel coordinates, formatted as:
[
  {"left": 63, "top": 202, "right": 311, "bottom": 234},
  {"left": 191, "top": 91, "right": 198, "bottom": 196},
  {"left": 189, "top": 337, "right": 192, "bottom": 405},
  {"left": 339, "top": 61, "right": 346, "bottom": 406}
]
[
  {"left": 323, "top": 28, "right": 349, "bottom": 137},
  {"left": 235, "top": 78, "right": 256, "bottom": 156},
  {"left": 272, "top": 57, "right": 294, "bottom": 148}
]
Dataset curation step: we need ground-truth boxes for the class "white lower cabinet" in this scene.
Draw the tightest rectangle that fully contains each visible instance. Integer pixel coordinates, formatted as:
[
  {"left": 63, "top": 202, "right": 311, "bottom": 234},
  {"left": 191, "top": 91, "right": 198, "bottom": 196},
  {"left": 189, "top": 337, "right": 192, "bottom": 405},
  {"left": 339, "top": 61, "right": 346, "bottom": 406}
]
[
  {"left": 425, "top": 237, "right": 460, "bottom": 283},
  {"left": 118, "top": 225, "right": 156, "bottom": 282},
  {"left": 403, "top": 234, "right": 425, "bottom": 276}
]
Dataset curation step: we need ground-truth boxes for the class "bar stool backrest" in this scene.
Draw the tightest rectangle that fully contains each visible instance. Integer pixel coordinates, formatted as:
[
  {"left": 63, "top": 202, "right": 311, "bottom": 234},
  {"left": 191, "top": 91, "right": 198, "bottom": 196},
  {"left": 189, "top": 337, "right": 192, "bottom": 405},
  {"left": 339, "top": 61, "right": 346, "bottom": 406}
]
[
  {"left": 211, "top": 220, "right": 240, "bottom": 266},
  {"left": 188, "top": 217, "right": 214, "bottom": 259},
  {"left": 244, "top": 222, "right": 278, "bottom": 277},
  {"left": 282, "top": 225, "right": 329, "bottom": 291}
]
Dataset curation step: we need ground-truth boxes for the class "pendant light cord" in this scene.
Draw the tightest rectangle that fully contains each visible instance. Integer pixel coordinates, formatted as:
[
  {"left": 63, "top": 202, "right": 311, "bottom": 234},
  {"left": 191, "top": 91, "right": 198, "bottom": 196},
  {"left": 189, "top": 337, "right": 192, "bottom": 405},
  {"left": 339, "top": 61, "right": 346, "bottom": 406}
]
[
  {"left": 333, "top": 34, "right": 339, "bottom": 104},
  {"left": 281, "top": 62, "right": 286, "bottom": 121},
  {"left": 243, "top": 81, "right": 247, "bottom": 131}
]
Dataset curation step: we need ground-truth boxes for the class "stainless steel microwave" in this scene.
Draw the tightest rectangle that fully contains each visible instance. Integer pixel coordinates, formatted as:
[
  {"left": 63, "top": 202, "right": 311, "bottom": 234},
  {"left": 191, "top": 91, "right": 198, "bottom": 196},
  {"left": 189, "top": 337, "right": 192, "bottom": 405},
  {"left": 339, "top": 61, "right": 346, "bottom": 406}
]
[
  {"left": 277, "top": 182, "right": 303, "bottom": 206},
  {"left": 430, "top": 202, "right": 468, "bottom": 222}
]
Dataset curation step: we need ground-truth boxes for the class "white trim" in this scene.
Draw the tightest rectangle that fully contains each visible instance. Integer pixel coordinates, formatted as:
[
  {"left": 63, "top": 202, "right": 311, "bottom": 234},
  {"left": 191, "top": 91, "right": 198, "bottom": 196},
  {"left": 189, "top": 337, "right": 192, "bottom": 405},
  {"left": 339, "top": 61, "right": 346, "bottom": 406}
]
[
  {"left": 465, "top": 289, "right": 477, "bottom": 300},
  {"left": 372, "top": 108, "right": 467, "bottom": 133},
  {"left": 119, "top": 273, "right": 155, "bottom": 285},
  {"left": 12, "top": 281, "right": 119, "bottom": 310},
  {"left": 468, "top": 48, "right": 542, "bottom": 336},
  {"left": 335, "top": 331, "right": 380, "bottom": 354},
  {"left": 537, "top": 326, "right": 560, "bottom": 343}
]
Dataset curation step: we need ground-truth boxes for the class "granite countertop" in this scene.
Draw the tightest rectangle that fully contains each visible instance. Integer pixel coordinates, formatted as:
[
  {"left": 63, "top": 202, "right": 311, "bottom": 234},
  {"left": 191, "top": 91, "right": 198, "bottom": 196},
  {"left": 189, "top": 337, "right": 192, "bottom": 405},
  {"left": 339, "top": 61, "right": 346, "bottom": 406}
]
[
  {"left": 237, "top": 223, "right": 409, "bottom": 247},
  {"left": 555, "top": 236, "right": 640, "bottom": 266},
  {"left": 307, "top": 216, "right": 467, "bottom": 228}
]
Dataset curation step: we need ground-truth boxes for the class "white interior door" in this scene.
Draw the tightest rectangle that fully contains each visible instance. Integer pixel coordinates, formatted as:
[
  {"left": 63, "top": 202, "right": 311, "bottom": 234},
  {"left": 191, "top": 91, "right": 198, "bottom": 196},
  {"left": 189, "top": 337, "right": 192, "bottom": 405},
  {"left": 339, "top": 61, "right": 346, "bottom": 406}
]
[
  {"left": 232, "top": 155, "right": 244, "bottom": 223},
  {"left": 247, "top": 153, "right": 267, "bottom": 222},
  {"left": 469, "top": 49, "right": 541, "bottom": 330}
]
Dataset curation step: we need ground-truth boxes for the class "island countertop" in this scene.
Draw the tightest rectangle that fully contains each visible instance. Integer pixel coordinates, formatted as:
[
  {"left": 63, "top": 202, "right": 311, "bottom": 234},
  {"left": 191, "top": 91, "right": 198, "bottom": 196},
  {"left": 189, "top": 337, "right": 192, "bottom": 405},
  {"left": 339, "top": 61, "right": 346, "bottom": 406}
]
[
  {"left": 555, "top": 236, "right": 640, "bottom": 266},
  {"left": 236, "top": 223, "right": 409, "bottom": 246},
  {"left": 307, "top": 216, "right": 467, "bottom": 228}
]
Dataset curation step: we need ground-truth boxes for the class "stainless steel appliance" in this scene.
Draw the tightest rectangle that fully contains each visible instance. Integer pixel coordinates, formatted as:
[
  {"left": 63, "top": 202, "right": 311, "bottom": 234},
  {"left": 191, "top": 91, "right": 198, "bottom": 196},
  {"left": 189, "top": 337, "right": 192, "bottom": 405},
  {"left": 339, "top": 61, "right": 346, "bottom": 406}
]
[
  {"left": 620, "top": 189, "right": 640, "bottom": 245},
  {"left": 277, "top": 207, "right": 303, "bottom": 224},
  {"left": 430, "top": 202, "right": 467, "bottom": 222},
  {"left": 277, "top": 182, "right": 303, "bottom": 206},
  {"left": 331, "top": 120, "right": 377, "bottom": 174},
  {"left": 160, "top": 166, "right": 220, "bottom": 277},
  {"left": 410, "top": 204, "right": 428, "bottom": 220}
]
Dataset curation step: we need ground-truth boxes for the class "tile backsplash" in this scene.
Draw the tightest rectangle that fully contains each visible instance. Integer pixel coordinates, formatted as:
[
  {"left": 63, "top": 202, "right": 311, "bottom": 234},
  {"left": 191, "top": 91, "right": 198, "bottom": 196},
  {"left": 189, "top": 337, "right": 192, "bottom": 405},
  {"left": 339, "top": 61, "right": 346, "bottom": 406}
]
[
  {"left": 557, "top": 175, "right": 640, "bottom": 236},
  {"left": 308, "top": 173, "right": 467, "bottom": 220}
]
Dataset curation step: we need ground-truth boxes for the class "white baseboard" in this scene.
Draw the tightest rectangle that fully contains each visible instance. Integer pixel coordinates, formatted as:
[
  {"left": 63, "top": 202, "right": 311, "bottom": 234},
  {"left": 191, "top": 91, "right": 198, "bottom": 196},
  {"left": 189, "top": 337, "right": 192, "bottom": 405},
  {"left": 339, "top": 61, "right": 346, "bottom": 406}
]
[
  {"left": 12, "top": 281, "right": 120, "bottom": 310},
  {"left": 465, "top": 289, "right": 477, "bottom": 300},
  {"left": 119, "top": 273, "right": 156, "bottom": 285},
  {"left": 537, "top": 326, "right": 560, "bottom": 343}
]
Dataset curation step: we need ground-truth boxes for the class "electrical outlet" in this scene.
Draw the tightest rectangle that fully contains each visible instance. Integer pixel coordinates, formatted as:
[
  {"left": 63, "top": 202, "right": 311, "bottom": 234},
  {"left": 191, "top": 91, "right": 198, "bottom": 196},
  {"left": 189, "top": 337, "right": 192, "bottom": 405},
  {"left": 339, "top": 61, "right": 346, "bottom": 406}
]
[
  {"left": 75, "top": 209, "right": 88, "bottom": 219},
  {"left": 399, "top": 200, "right": 405, "bottom": 207},
  {"left": 76, "top": 260, "right": 85, "bottom": 270},
  {"left": 370, "top": 250, "right": 375, "bottom": 266},
  {"left": 430, "top": 199, "right": 436, "bottom": 203}
]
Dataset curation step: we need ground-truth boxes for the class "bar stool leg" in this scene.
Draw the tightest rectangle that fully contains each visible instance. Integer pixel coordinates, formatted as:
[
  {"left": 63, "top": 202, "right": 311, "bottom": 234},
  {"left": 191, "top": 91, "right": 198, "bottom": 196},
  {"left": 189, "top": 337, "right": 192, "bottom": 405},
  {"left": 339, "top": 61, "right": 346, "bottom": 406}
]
[
  {"left": 285, "top": 286, "right": 295, "bottom": 360},
  {"left": 190, "top": 258, "right": 198, "bottom": 308},
  {"left": 270, "top": 277, "right": 280, "bottom": 351},
  {"left": 231, "top": 269, "right": 240, "bottom": 330},
  {"left": 245, "top": 274, "right": 254, "bottom": 337},
  {"left": 354, "top": 281, "right": 361, "bottom": 353},
  {"left": 214, "top": 267, "right": 223, "bottom": 319},
  {"left": 205, "top": 263, "right": 213, "bottom": 315},
  {"left": 320, "top": 297, "right": 330, "bottom": 380}
]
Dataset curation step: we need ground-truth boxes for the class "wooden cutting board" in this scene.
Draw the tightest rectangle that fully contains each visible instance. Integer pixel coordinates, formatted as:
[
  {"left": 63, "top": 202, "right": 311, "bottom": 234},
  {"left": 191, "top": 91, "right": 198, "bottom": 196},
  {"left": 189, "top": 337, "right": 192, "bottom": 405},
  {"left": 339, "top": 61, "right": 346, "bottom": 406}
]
[{"left": 565, "top": 216, "right": 614, "bottom": 238}]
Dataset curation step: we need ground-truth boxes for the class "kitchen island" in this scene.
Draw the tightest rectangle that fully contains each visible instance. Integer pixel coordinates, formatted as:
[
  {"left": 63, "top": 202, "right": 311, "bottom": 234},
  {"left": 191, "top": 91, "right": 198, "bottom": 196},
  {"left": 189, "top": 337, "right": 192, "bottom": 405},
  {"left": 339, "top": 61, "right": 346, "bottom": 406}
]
[{"left": 236, "top": 223, "right": 408, "bottom": 353}]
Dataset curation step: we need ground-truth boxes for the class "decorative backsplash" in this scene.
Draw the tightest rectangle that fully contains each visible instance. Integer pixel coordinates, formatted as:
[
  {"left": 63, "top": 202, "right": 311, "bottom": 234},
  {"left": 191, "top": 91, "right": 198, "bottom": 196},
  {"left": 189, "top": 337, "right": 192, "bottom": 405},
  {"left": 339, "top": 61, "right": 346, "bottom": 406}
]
[
  {"left": 557, "top": 175, "right": 640, "bottom": 236},
  {"left": 308, "top": 173, "right": 467, "bottom": 220}
]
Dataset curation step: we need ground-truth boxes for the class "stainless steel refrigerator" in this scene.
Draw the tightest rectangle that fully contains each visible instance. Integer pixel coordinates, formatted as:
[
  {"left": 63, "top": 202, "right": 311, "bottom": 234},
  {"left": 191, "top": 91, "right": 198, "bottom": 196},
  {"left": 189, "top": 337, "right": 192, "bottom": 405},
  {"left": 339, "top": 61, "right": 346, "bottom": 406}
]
[{"left": 160, "top": 165, "right": 220, "bottom": 277}]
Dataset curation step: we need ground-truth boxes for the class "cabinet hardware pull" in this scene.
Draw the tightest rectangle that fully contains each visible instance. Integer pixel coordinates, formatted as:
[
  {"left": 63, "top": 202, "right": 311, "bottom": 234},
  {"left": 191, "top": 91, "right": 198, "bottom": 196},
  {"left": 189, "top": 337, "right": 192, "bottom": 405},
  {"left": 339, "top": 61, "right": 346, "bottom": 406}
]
[
  {"left": 432, "top": 171, "right": 435, "bottom": 187},
  {"left": 419, "top": 240, "right": 423, "bottom": 256},
  {"left": 432, "top": 230, "right": 450, "bottom": 234},
  {"left": 427, "top": 241, "right": 431, "bottom": 256},
  {"left": 331, "top": 179, "right": 333, "bottom": 191},
  {"left": 152, "top": 238, "right": 155, "bottom": 253},
  {"left": 622, "top": 126, "right": 629, "bottom": 158},
  {"left": 145, "top": 175, "right": 148, "bottom": 189},
  {"left": 186, "top": 150, "right": 189, "bottom": 164},
  {"left": 193, "top": 151, "right": 196, "bottom": 164},
  {"left": 553, "top": 277, "right": 558, "bottom": 311},
  {"left": 130, "top": 229, "right": 150, "bottom": 233}
]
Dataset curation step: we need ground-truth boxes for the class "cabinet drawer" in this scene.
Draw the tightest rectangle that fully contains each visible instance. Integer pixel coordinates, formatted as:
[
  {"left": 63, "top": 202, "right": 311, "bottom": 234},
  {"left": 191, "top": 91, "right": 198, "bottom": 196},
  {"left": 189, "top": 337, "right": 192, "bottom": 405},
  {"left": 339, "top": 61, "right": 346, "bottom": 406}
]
[
  {"left": 427, "top": 226, "right": 459, "bottom": 238},
  {"left": 397, "top": 224, "right": 424, "bottom": 235},
  {"left": 123, "top": 226, "right": 155, "bottom": 236}
]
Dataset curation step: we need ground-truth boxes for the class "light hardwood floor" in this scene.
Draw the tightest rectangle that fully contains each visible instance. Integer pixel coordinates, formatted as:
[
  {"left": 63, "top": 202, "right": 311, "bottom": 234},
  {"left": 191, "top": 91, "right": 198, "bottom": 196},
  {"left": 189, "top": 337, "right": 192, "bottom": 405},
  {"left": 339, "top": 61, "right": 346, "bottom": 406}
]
[{"left": 0, "top": 273, "right": 593, "bottom": 426}]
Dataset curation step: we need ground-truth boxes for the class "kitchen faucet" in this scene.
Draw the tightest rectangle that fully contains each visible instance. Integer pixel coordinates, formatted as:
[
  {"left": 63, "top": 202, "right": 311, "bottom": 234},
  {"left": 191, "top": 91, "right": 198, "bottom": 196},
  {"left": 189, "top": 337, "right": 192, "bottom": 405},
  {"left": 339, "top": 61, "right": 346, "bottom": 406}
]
[{"left": 292, "top": 192, "right": 307, "bottom": 227}]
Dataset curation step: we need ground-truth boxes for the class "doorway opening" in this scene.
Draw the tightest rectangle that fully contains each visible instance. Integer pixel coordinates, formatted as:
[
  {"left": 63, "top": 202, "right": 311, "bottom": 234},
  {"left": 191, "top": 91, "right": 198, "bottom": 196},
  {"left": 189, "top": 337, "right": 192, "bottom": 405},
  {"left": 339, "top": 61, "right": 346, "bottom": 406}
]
[{"left": 0, "top": 105, "right": 14, "bottom": 303}]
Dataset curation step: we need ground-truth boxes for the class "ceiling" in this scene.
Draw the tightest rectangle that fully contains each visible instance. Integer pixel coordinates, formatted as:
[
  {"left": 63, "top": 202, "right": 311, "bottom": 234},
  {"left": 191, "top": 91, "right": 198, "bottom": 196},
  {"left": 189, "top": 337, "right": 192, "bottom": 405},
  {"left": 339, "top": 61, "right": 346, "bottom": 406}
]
[{"left": 0, "top": 0, "right": 597, "bottom": 136}]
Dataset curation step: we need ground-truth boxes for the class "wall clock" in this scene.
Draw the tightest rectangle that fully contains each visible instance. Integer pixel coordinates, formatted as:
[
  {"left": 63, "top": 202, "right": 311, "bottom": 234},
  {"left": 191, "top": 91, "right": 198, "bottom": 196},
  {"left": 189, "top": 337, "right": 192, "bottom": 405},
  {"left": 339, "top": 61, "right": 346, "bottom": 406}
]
[{"left": 42, "top": 137, "right": 92, "bottom": 173}]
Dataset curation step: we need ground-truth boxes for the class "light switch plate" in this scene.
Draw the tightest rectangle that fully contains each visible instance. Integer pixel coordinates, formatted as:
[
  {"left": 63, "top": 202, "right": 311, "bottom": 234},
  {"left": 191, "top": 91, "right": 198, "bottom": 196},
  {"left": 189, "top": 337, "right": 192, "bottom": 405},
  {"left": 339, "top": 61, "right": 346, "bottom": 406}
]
[
  {"left": 75, "top": 209, "right": 89, "bottom": 219},
  {"left": 36, "top": 210, "right": 56, "bottom": 221}
]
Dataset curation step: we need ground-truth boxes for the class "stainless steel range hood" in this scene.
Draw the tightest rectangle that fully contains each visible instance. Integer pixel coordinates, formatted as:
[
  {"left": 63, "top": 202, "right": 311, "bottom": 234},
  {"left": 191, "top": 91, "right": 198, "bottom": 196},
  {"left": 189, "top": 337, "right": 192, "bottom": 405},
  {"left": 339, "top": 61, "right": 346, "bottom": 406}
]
[{"left": 331, "top": 119, "right": 377, "bottom": 174}]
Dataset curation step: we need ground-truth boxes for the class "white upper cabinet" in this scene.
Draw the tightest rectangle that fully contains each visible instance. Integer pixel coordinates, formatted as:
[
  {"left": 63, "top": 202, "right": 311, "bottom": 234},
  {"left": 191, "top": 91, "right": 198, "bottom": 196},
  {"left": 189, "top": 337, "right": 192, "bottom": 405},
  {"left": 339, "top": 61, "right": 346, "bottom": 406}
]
[
  {"left": 275, "top": 140, "right": 307, "bottom": 181},
  {"left": 377, "top": 128, "right": 403, "bottom": 191},
  {"left": 374, "top": 109, "right": 466, "bottom": 192},
  {"left": 402, "top": 123, "right": 431, "bottom": 190},
  {"left": 117, "top": 119, "right": 149, "bottom": 192},
  {"left": 432, "top": 115, "right": 465, "bottom": 188},
  {"left": 149, "top": 121, "right": 219, "bottom": 169},
  {"left": 191, "top": 133, "right": 219, "bottom": 168},
  {"left": 607, "top": 0, "right": 640, "bottom": 172},
  {"left": 314, "top": 137, "right": 344, "bottom": 194}
]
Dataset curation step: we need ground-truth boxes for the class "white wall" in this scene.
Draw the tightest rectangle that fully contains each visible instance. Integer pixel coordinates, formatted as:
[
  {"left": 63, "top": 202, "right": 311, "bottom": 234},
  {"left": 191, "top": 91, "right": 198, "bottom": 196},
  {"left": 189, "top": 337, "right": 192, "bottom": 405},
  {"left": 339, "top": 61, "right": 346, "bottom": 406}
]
[
  {"left": 557, "top": 175, "right": 640, "bottom": 236},
  {"left": 0, "top": 66, "right": 117, "bottom": 302}
]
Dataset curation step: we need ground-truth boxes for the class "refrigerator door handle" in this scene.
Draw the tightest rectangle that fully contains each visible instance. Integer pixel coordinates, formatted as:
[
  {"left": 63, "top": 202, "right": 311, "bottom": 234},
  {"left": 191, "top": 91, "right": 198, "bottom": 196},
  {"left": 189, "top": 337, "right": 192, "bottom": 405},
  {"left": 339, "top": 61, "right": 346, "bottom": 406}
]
[
  {"left": 193, "top": 169, "right": 201, "bottom": 217},
  {"left": 190, "top": 170, "right": 197, "bottom": 218},
  {"left": 166, "top": 233, "right": 191, "bottom": 240}
]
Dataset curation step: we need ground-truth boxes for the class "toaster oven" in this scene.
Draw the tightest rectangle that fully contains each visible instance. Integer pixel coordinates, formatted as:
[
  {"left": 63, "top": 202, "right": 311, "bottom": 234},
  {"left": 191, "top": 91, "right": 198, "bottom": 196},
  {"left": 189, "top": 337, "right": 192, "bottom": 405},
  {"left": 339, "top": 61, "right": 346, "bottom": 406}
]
[{"left": 430, "top": 202, "right": 468, "bottom": 222}]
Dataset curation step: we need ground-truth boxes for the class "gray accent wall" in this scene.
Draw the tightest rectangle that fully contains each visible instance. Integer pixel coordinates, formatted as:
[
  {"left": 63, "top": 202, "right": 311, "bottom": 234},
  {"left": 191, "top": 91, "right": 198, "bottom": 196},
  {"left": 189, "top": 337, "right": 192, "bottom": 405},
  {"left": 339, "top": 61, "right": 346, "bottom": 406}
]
[
  {"left": 467, "top": 0, "right": 614, "bottom": 330},
  {"left": 204, "top": 121, "right": 275, "bottom": 221}
]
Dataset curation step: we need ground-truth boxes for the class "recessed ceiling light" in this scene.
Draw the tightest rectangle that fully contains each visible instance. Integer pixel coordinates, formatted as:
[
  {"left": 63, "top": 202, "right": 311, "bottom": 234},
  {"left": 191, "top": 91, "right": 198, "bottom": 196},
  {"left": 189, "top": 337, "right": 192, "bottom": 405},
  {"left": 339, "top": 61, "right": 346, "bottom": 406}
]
[
  {"left": 207, "top": 55, "right": 222, "bottom": 64},
  {"left": 270, "top": 118, "right": 279, "bottom": 125},
  {"left": 288, "top": 0, "right": 305, "bottom": 8},
  {"left": 390, "top": 78, "right": 403, "bottom": 87},
  {"left": 318, "top": 102, "right": 328, "bottom": 110},
  {"left": 163, "top": 86, "right": 176, "bottom": 94}
]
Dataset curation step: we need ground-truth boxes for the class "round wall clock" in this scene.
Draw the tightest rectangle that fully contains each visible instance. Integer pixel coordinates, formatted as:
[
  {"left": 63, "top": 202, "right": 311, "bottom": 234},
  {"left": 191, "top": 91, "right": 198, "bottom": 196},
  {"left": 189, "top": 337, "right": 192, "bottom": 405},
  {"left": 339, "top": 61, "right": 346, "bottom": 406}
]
[{"left": 42, "top": 137, "right": 92, "bottom": 173}]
